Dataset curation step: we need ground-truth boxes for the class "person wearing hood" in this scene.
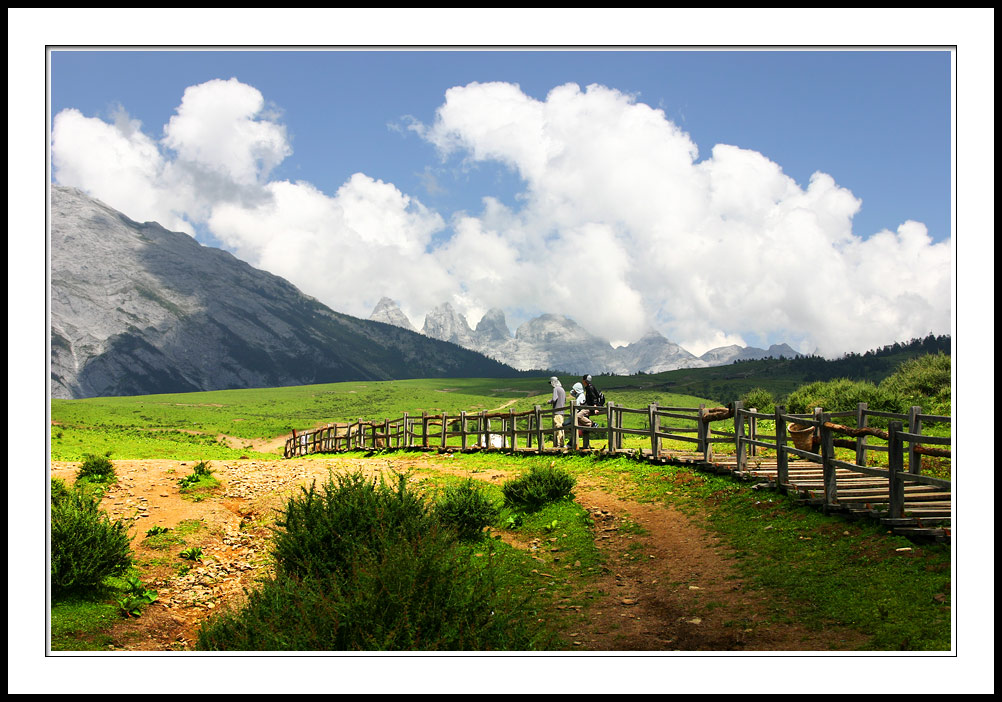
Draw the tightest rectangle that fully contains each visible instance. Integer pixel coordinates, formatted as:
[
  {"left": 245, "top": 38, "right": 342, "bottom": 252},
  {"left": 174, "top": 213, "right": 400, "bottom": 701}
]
[
  {"left": 571, "top": 381, "right": 595, "bottom": 448},
  {"left": 548, "top": 376, "right": 566, "bottom": 448}
]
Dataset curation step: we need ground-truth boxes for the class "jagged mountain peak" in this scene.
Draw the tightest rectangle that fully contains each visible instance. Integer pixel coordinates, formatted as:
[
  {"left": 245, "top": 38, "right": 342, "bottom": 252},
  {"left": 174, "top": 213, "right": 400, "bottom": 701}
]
[
  {"left": 422, "top": 302, "right": 475, "bottom": 346},
  {"left": 368, "top": 297, "right": 417, "bottom": 332}
]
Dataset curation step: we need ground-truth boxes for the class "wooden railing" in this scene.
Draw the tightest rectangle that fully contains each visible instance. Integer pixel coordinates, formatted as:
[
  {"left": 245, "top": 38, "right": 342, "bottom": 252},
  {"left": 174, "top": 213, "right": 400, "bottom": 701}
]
[
  {"left": 285, "top": 401, "right": 711, "bottom": 457},
  {"left": 732, "top": 402, "right": 952, "bottom": 515},
  {"left": 284, "top": 400, "right": 952, "bottom": 524}
]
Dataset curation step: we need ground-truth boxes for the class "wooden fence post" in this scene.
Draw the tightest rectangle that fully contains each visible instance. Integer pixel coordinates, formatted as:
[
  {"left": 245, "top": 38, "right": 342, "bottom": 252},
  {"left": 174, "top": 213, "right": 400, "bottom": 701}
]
[
  {"left": 733, "top": 401, "right": 745, "bottom": 470},
  {"left": 887, "top": 421, "right": 906, "bottom": 518},
  {"left": 401, "top": 413, "right": 409, "bottom": 448},
  {"left": 508, "top": 409, "right": 516, "bottom": 450},
  {"left": 649, "top": 403, "right": 660, "bottom": 457},
  {"left": 534, "top": 405, "right": 543, "bottom": 454},
  {"left": 854, "top": 403, "right": 868, "bottom": 467},
  {"left": 606, "top": 401, "right": 615, "bottom": 453},
  {"left": 820, "top": 412, "right": 838, "bottom": 513},
  {"left": 440, "top": 413, "right": 448, "bottom": 448},
  {"left": 749, "top": 407, "right": 758, "bottom": 457},
  {"left": 698, "top": 404, "right": 711, "bottom": 462},
  {"left": 775, "top": 405, "right": 788, "bottom": 487},
  {"left": 421, "top": 412, "right": 429, "bottom": 448},
  {"left": 480, "top": 410, "right": 489, "bottom": 449},
  {"left": 908, "top": 405, "right": 922, "bottom": 474},
  {"left": 460, "top": 411, "right": 467, "bottom": 450},
  {"left": 569, "top": 403, "right": 579, "bottom": 451}
]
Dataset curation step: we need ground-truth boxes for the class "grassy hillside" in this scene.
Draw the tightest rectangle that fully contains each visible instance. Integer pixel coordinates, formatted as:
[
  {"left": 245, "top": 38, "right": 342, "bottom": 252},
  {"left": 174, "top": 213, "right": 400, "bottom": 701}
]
[
  {"left": 50, "top": 335, "right": 950, "bottom": 461},
  {"left": 50, "top": 376, "right": 712, "bottom": 460}
]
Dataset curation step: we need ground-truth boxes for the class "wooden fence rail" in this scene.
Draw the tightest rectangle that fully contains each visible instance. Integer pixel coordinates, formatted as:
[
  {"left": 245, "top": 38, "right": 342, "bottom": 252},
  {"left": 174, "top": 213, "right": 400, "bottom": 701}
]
[{"left": 284, "top": 399, "right": 952, "bottom": 540}]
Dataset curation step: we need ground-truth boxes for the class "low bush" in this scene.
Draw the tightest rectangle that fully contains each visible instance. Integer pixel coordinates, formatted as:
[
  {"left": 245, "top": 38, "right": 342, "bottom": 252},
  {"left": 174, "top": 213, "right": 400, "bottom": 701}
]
[
  {"left": 785, "top": 378, "right": 901, "bottom": 417},
  {"left": 50, "top": 486, "right": 132, "bottom": 596},
  {"left": 197, "top": 525, "right": 537, "bottom": 651},
  {"left": 51, "top": 477, "right": 72, "bottom": 504},
  {"left": 879, "top": 352, "right": 952, "bottom": 416},
  {"left": 740, "top": 387, "right": 776, "bottom": 414},
  {"left": 435, "top": 478, "right": 499, "bottom": 541},
  {"left": 76, "top": 453, "right": 116, "bottom": 485},
  {"left": 197, "top": 469, "right": 541, "bottom": 651},
  {"left": 502, "top": 463, "right": 577, "bottom": 511},
  {"left": 271, "top": 471, "right": 434, "bottom": 581}
]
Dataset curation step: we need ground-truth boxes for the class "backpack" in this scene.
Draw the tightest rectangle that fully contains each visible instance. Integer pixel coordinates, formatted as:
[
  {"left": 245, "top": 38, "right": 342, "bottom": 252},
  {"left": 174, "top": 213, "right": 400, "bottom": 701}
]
[{"left": 587, "top": 384, "right": 605, "bottom": 407}]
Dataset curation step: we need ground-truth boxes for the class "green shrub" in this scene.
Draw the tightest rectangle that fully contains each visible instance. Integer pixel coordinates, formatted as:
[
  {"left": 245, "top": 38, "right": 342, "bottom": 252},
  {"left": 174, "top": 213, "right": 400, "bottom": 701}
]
[
  {"left": 50, "top": 487, "right": 132, "bottom": 596},
  {"left": 785, "top": 378, "right": 901, "bottom": 416},
  {"left": 197, "top": 469, "right": 541, "bottom": 651},
  {"left": 435, "top": 479, "right": 500, "bottom": 541},
  {"left": 77, "top": 453, "right": 116, "bottom": 484},
  {"left": 740, "top": 387, "right": 776, "bottom": 414},
  {"left": 502, "top": 463, "right": 577, "bottom": 511},
  {"left": 51, "top": 477, "right": 72, "bottom": 504},
  {"left": 879, "top": 352, "right": 952, "bottom": 416},
  {"left": 271, "top": 471, "right": 435, "bottom": 581},
  {"left": 197, "top": 525, "right": 537, "bottom": 651}
]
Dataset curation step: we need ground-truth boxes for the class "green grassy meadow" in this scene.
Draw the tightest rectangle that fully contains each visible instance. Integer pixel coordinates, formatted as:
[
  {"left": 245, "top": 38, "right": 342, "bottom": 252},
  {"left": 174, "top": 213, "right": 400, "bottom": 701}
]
[
  {"left": 50, "top": 376, "right": 713, "bottom": 460},
  {"left": 49, "top": 370, "right": 952, "bottom": 652}
]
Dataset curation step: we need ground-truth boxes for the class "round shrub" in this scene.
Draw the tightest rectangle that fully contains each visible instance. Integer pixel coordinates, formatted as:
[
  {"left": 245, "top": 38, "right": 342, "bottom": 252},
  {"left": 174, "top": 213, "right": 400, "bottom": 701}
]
[
  {"left": 271, "top": 470, "right": 435, "bottom": 581},
  {"left": 502, "top": 463, "right": 577, "bottom": 511},
  {"left": 77, "top": 453, "right": 116, "bottom": 485},
  {"left": 435, "top": 479, "right": 500, "bottom": 541},
  {"left": 50, "top": 487, "right": 133, "bottom": 596},
  {"left": 740, "top": 387, "right": 776, "bottom": 414}
]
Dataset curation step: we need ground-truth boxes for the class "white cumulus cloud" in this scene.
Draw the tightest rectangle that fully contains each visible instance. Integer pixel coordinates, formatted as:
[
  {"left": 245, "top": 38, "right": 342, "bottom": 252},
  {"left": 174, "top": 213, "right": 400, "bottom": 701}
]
[
  {"left": 418, "top": 81, "right": 952, "bottom": 356},
  {"left": 51, "top": 77, "right": 952, "bottom": 358}
]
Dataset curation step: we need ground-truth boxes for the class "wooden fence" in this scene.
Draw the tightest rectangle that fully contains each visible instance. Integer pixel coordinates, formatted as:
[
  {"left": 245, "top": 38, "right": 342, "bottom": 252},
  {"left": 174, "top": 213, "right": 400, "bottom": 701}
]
[{"left": 284, "top": 400, "right": 952, "bottom": 540}]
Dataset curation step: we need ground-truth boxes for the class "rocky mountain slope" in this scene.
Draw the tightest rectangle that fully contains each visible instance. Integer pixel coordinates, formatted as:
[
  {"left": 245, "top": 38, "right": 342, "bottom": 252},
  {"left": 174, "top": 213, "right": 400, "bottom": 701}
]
[
  {"left": 49, "top": 186, "right": 521, "bottom": 399},
  {"left": 370, "top": 298, "right": 800, "bottom": 376}
]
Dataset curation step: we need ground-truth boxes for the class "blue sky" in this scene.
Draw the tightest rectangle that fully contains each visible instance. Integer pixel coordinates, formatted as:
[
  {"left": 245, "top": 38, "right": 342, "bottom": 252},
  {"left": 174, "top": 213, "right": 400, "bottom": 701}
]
[{"left": 50, "top": 49, "right": 952, "bottom": 247}]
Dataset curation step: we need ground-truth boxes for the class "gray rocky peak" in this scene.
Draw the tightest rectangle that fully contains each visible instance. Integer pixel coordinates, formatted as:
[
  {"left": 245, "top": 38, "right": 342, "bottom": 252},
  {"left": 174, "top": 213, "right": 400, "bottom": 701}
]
[
  {"left": 368, "top": 297, "right": 417, "bottom": 332},
  {"left": 474, "top": 308, "right": 513, "bottom": 344},
  {"left": 422, "top": 302, "right": 476, "bottom": 347}
]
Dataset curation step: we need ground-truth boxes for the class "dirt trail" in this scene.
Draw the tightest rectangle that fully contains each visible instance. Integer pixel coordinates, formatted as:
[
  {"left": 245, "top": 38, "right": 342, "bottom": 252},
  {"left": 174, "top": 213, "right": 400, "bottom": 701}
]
[{"left": 50, "top": 454, "right": 867, "bottom": 652}]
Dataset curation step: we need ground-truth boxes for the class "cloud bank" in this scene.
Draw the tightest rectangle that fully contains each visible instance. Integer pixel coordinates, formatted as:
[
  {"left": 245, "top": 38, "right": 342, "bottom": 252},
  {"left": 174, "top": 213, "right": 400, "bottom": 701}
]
[{"left": 51, "top": 78, "right": 952, "bottom": 357}]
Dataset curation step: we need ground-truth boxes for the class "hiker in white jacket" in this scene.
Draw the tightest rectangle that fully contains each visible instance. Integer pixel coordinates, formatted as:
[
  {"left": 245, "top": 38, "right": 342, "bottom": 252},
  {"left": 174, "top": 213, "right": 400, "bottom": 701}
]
[{"left": 549, "top": 376, "right": 566, "bottom": 448}]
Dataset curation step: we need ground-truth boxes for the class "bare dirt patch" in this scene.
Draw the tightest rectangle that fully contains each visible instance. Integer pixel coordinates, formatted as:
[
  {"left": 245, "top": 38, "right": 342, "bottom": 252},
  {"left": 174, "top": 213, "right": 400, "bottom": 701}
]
[
  {"left": 51, "top": 454, "right": 868, "bottom": 652},
  {"left": 568, "top": 485, "right": 869, "bottom": 651}
]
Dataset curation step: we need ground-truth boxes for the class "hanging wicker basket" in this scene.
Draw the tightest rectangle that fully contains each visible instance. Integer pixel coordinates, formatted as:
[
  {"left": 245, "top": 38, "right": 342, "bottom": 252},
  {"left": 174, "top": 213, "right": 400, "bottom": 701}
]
[{"left": 788, "top": 423, "right": 816, "bottom": 451}]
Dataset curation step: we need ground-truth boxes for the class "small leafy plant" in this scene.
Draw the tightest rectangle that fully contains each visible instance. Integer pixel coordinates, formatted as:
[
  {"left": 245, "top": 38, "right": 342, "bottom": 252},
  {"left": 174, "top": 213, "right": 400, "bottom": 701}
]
[
  {"left": 179, "top": 547, "right": 203, "bottom": 562},
  {"left": 145, "top": 525, "right": 171, "bottom": 537},
  {"left": 504, "top": 513, "right": 524, "bottom": 530},
  {"left": 177, "top": 462, "right": 220, "bottom": 501},
  {"left": 502, "top": 462, "right": 577, "bottom": 512},
  {"left": 117, "top": 588, "right": 158, "bottom": 618}
]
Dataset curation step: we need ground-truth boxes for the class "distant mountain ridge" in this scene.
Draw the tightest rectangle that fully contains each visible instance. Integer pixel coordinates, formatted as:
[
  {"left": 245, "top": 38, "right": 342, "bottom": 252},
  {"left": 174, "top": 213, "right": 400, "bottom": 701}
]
[
  {"left": 49, "top": 186, "right": 522, "bottom": 399},
  {"left": 369, "top": 299, "right": 802, "bottom": 375}
]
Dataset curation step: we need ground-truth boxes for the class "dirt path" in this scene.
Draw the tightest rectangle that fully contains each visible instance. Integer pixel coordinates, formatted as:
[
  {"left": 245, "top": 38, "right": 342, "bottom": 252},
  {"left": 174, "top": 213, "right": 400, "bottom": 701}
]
[{"left": 50, "top": 454, "right": 868, "bottom": 652}]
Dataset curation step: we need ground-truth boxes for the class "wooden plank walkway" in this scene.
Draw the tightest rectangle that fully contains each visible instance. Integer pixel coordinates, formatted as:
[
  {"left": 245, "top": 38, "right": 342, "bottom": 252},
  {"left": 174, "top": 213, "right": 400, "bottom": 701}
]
[{"left": 656, "top": 451, "right": 952, "bottom": 542}]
